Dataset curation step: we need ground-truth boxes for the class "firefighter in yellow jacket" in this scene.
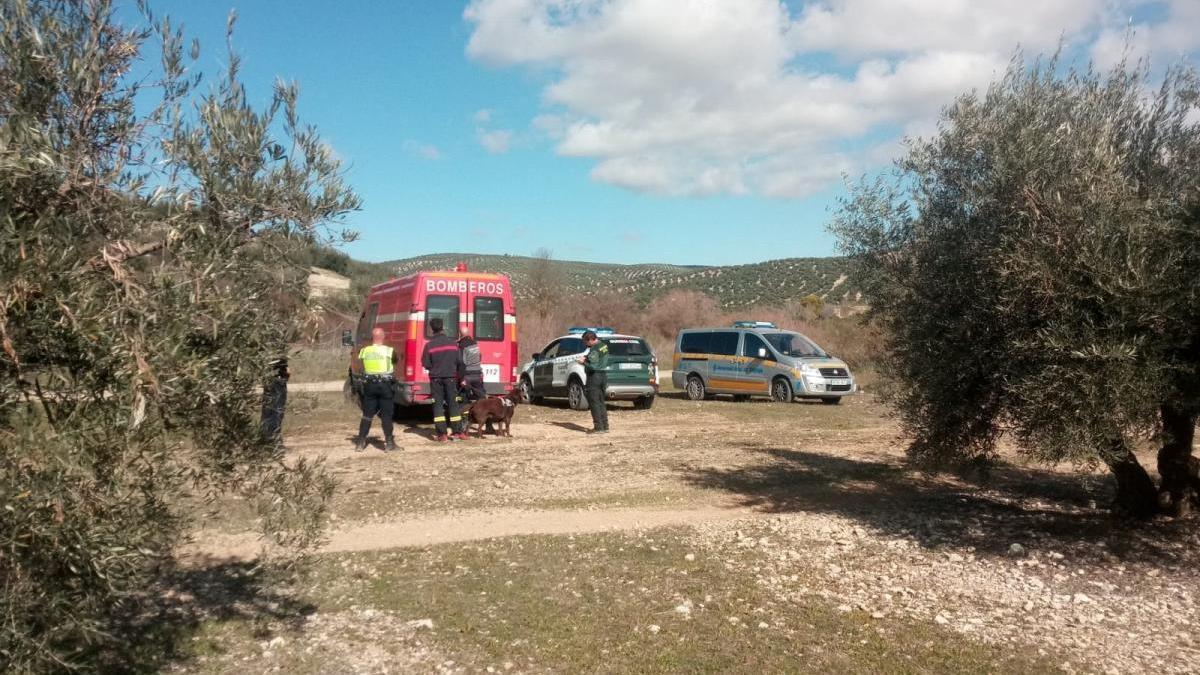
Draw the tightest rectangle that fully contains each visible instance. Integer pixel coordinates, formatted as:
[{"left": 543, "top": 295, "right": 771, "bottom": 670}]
[{"left": 354, "top": 327, "right": 399, "bottom": 452}]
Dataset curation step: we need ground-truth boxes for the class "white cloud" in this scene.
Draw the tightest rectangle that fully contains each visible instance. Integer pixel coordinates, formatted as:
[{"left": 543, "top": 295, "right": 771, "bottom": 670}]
[
  {"left": 473, "top": 108, "right": 494, "bottom": 123},
  {"left": 464, "top": 0, "right": 1196, "bottom": 198},
  {"left": 789, "top": 0, "right": 1104, "bottom": 57},
  {"left": 403, "top": 140, "right": 442, "bottom": 160},
  {"left": 477, "top": 128, "right": 514, "bottom": 154},
  {"left": 1091, "top": 0, "right": 1200, "bottom": 70}
]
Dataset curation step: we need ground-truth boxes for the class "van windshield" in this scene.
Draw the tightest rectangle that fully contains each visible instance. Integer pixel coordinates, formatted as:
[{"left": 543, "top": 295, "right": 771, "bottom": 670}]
[{"left": 764, "top": 332, "right": 826, "bottom": 358}]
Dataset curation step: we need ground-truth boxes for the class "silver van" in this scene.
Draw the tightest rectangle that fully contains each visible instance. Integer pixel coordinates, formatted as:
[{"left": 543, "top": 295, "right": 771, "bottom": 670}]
[{"left": 671, "top": 322, "right": 856, "bottom": 404}]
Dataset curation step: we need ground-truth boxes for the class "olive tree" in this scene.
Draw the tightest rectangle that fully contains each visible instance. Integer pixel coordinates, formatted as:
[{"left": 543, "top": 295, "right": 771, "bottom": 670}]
[
  {"left": 525, "top": 246, "right": 563, "bottom": 318},
  {"left": 0, "top": 0, "right": 359, "bottom": 669},
  {"left": 832, "top": 53, "right": 1200, "bottom": 519}
]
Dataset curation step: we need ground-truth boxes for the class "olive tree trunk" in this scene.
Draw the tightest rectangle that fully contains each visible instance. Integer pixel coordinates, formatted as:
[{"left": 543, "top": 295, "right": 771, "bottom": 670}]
[{"left": 1104, "top": 437, "right": 1160, "bottom": 519}]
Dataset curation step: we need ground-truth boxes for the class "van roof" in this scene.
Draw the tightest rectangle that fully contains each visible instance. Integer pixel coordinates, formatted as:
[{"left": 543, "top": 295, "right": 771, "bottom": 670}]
[
  {"left": 368, "top": 269, "right": 510, "bottom": 294},
  {"left": 679, "top": 326, "right": 788, "bottom": 333},
  {"left": 556, "top": 331, "right": 643, "bottom": 340}
]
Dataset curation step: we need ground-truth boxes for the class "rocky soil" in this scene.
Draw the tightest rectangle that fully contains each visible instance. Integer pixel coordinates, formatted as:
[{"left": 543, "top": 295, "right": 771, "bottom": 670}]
[{"left": 178, "top": 391, "right": 1200, "bottom": 673}]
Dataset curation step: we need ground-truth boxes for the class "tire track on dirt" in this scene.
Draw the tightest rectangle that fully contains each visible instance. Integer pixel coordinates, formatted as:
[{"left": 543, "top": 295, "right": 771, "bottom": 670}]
[{"left": 186, "top": 505, "right": 758, "bottom": 562}]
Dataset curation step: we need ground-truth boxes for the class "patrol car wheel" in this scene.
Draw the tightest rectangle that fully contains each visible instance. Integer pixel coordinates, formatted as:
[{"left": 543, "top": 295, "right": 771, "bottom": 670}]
[
  {"left": 633, "top": 395, "right": 655, "bottom": 410},
  {"left": 685, "top": 375, "right": 706, "bottom": 401},
  {"left": 771, "top": 377, "right": 793, "bottom": 403},
  {"left": 519, "top": 376, "right": 541, "bottom": 404},
  {"left": 568, "top": 378, "right": 589, "bottom": 411}
]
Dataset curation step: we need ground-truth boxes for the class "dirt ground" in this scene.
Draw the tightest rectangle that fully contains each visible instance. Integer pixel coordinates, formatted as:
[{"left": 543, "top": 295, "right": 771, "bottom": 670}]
[{"left": 176, "top": 386, "right": 1200, "bottom": 674}]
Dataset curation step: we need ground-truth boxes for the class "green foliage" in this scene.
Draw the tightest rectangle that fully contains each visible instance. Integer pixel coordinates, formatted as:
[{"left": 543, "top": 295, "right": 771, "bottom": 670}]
[
  {"left": 832, "top": 51, "right": 1200, "bottom": 514},
  {"left": 0, "top": 0, "right": 358, "bottom": 669},
  {"left": 798, "top": 293, "right": 825, "bottom": 320}
]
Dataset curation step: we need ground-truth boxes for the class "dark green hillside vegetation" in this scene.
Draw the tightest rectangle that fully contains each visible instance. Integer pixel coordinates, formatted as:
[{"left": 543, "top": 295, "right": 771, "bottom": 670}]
[
  {"left": 834, "top": 52, "right": 1200, "bottom": 518},
  {"left": 0, "top": 0, "right": 354, "bottom": 669}
]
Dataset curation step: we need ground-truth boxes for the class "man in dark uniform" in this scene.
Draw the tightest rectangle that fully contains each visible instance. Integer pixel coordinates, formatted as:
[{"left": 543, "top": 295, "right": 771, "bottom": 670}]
[
  {"left": 422, "top": 317, "right": 467, "bottom": 442},
  {"left": 577, "top": 330, "right": 610, "bottom": 433},
  {"left": 354, "top": 327, "right": 399, "bottom": 452},
  {"left": 261, "top": 355, "right": 289, "bottom": 445}
]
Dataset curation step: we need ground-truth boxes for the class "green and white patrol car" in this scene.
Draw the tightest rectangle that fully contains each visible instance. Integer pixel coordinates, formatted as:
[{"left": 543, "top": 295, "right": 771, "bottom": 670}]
[
  {"left": 671, "top": 321, "right": 856, "bottom": 404},
  {"left": 519, "top": 327, "right": 659, "bottom": 410}
]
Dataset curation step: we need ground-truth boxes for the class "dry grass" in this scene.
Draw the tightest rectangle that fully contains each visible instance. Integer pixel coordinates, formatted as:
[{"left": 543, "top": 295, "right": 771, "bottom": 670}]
[
  {"left": 287, "top": 347, "right": 351, "bottom": 383},
  {"left": 168, "top": 375, "right": 1197, "bottom": 674}
]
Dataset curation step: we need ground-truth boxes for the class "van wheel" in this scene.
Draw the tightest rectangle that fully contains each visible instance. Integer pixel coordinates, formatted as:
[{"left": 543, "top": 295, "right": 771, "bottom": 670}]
[
  {"left": 685, "top": 375, "right": 706, "bottom": 401},
  {"left": 771, "top": 378, "right": 793, "bottom": 403},
  {"left": 519, "top": 376, "right": 541, "bottom": 405},
  {"left": 633, "top": 395, "right": 655, "bottom": 410},
  {"left": 821, "top": 397, "right": 842, "bottom": 405},
  {"left": 568, "top": 378, "right": 589, "bottom": 410}
]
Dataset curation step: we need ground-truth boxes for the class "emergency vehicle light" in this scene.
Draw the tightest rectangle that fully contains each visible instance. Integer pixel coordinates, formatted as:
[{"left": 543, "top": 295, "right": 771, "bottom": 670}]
[
  {"left": 732, "top": 321, "right": 777, "bottom": 329},
  {"left": 567, "top": 326, "right": 615, "bottom": 335}
]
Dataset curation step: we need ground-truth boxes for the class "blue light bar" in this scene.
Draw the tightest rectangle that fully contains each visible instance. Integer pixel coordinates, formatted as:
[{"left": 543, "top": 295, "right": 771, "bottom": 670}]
[
  {"left": 567, "top": 326, "right": 615, "bottom": 335},
  {"left": 732, "top": 321, "right": 777, "bottom": 329}
]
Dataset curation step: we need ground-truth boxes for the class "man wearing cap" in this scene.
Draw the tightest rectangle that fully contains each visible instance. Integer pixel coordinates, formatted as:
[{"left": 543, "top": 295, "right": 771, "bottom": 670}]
[
  {"left": 354, "top": 327, "right": 399, "bottom": 452},
  {"left": 576, "top": 330, "right": 610, "bottom": 433}
]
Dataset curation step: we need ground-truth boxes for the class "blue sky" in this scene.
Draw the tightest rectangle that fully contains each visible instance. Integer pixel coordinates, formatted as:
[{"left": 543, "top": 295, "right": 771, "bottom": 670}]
[{"left": 128, "top": 1, "right": 1195, "bottom": 267}]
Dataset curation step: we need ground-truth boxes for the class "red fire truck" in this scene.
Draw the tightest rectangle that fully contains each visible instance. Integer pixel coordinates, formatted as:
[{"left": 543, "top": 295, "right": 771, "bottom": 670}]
[{"left": 344, "top": 263, "right": 518, "bottom": 405}]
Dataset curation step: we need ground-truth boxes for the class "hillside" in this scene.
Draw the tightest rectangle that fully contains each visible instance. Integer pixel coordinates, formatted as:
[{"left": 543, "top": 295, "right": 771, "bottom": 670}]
[{"left": 381, "top": 253, "right": 863, "bottom": 309}]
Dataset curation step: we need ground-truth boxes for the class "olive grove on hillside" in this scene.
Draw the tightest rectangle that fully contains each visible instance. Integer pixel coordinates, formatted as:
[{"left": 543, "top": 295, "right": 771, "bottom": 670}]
[
  {"left": 0, "top": 0, "right": 358, "bottom": 669},
  {"left": 833, "top": 54, "right": 1200, "bottom": 518}
]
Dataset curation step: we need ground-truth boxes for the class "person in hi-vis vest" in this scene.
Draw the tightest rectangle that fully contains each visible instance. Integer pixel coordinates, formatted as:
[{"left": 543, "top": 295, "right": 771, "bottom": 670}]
[{"left": 354, "top": 327, "right": 399, "bottom": 452}]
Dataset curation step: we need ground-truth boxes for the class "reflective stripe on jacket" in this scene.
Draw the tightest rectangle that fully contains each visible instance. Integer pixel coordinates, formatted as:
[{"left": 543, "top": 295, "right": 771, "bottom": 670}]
[
  {"left": 359, "top": 344, "right": 395, "bottom": 375},
  {"left": 422, "top": 334, "right": 465, "bottom": 379}
]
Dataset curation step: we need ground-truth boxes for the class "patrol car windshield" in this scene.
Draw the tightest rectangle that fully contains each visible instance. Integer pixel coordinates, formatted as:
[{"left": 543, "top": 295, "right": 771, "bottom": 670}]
[
  {"left": 764, "top": 332, "right": 826, "bottom": 358},
  {"left": 603, "top": 338, "right": 650, "bottom": 357}
]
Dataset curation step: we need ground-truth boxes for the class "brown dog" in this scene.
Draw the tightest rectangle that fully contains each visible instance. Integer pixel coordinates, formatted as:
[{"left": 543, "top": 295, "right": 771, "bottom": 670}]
[{"left": 463, "top": 389, "right": 521, "bottom": 438}]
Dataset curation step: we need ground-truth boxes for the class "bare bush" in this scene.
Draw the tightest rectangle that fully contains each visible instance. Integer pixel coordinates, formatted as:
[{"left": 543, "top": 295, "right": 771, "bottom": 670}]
[
  {"left": 525, "top": 247, "right": 564, "bottom": 318},
  {"left": 516, "top": 287, "right": 881, "bottom": 372},
  {"left": 518, "top": 292, "right": 640, "bottom": 355}
]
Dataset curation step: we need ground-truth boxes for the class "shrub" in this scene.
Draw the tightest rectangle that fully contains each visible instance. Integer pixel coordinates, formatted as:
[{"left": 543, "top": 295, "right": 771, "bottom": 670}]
[
  {"left": 0, "top": 1, "right": 356, "bottom": 669},
  {"left": 832, "top": 51, "right": 1200, "bottom": 517}
]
